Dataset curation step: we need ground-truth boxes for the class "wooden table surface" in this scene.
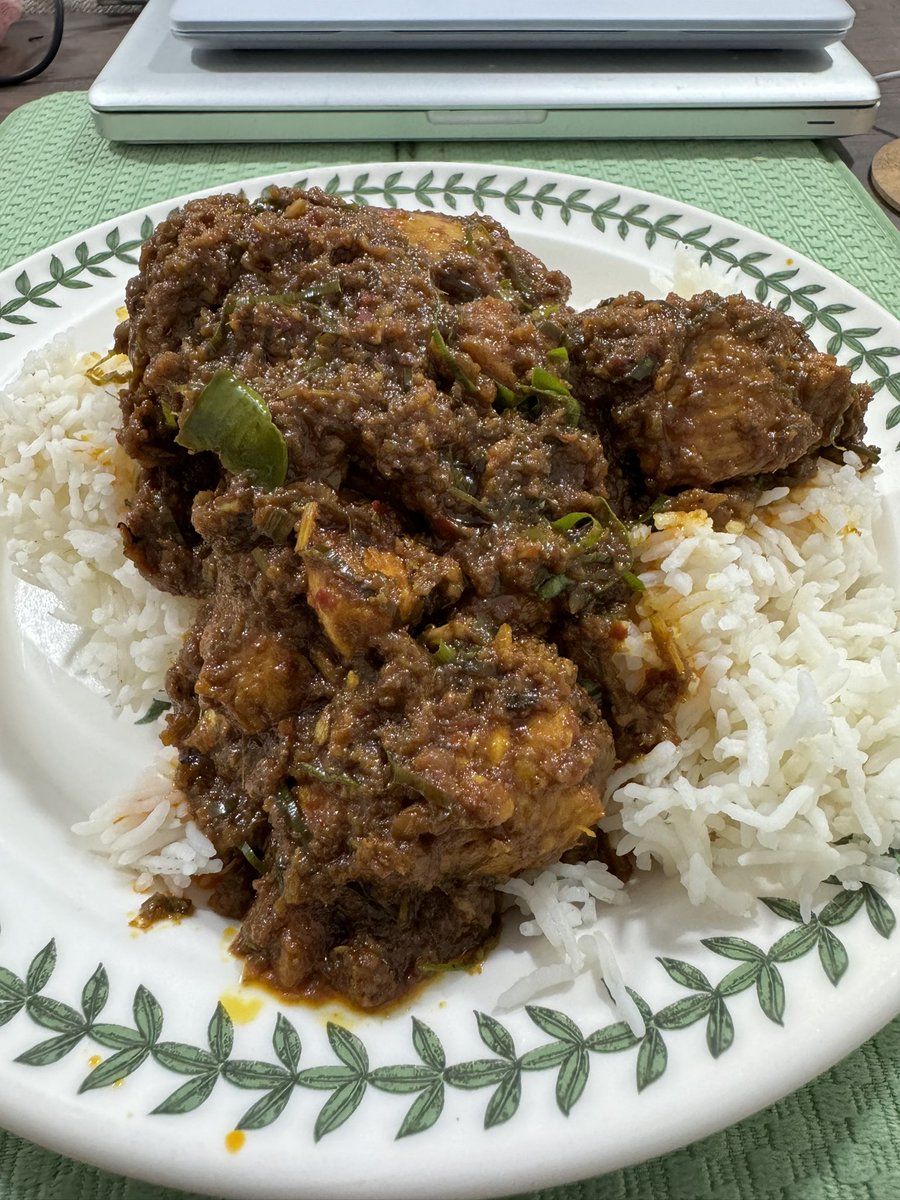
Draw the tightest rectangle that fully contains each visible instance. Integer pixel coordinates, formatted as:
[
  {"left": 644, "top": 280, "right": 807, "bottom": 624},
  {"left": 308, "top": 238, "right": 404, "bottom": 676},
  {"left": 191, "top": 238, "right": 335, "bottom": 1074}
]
[{"left": 0, "top": 0, "right": 899, "bottom": 230}]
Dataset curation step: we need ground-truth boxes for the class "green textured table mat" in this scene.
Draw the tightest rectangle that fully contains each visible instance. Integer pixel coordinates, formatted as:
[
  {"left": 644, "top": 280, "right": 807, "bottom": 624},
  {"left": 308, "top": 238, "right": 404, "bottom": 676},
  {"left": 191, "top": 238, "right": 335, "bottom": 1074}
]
[
  {"left": 0, "top": 93, "right": 897, "bottom": 309},
  {"left": 1, "top": 91, "right": 899, "bottom": 1200}
]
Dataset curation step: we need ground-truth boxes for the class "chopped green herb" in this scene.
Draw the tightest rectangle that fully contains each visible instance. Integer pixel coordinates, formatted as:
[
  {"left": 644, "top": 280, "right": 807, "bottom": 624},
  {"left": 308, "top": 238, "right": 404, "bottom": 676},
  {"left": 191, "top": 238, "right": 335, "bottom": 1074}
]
[
  {"left": 527, "top": 368, "right": 581, "bottom": 426},
  {"left": 637, "top": 494, "right": 672, "bottom": 525},
  {"left": 207, "top": 284, "right": 342, "bottom": 351},
  {"left": 84, "top": 351, "right": 132, "bottom": 387},
  {"left": 135, "top": 697, "right": 171, "bottom": 725},
  {"left": 256, "top": 505, "right": 295, "bottom": 543},
  {"left": 274, "top": 786, "right": 310, "bottom": 846},
  {"left": 420, "top": 958, "right": 475, "bottom": 975},
  {"left": 498, "top": 248, "right": 537, "bottom": 306},
  {"left": 535, "top": 572, "right": 572, "bottom": 601},
  {"left": 619, "top": 569, "right": 646, "bottom": 593},
  {"left": 547, "top": 346, "right": 569, "bottom": 361},
  {"left": 551, "top": 511, "right": 604, "bottom": 551},
  {"left": 492, "top": 363, "right": 580, "bottom": 426},
  {"left": 594, "top": 495, "right": 632, "bottom": 544},
  {"left": 239, "top": 843, "right": 265, "bottom": 874},
  {"left": 531, "top": 303, "right": 561, "bottom": 320},
  {"left": 447, "top": 485, "right": 494, "bottom": 517},
  {"left": 495, "top": 383, "right": 519, "bottom": 409},
  {"left": 529, "top": 366, "right": 569, "bottom": 395},
  {"left": 298, "top": 279, "right": 342, "bottom": 303},
  {"left": 430, "top": 328, "right": 480, "bottom": 396},
  {"left": 463, "top": 222, "right": 491, "bottom": 257},
  {"left": 623, "top": 355, "right": 656, "bottom": 382},
  {"left": 566, "top": 582, "right": 595, "bottom": 613},
  {"left": 295, "top": 761, "right": 362, "bottom": 793},
  {"left": 432, "top": 641, "right": 458, "bottom": 665},
  {"left": 390, "top": 759, "right": 452, "bottom": 807}
]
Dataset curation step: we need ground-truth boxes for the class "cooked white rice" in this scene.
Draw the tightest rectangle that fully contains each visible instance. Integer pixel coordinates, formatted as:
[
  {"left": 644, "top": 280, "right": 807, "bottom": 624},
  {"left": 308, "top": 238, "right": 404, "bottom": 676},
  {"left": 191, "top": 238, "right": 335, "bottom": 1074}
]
[
  {"left": 1, "top": 320, "right": 898, "bottom": 1025},
  {"left": 70, "top": 755, "right": 222, "bottom": 895},
  {"left": 494, "top": 452, "right": 900, "bottom": 1023},
  {"left": 496, "top": 862, "right": 642, "bottom": 1031},
  {"left": 0, "top": 335, "right": 196, "bottom": 713},
  {"left": 604, "top": 455, "right": 900, "bottom": 918},
  {"left": 0, "top": 337, "right": 202, "bottom": 894}
]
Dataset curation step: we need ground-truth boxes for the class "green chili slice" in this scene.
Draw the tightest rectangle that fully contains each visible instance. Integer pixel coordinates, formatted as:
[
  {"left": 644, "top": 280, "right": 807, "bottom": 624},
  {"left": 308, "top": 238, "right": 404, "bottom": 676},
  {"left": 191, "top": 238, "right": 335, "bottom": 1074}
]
[{"left": 176, "top": 368, "right": 288, "bottom": 490}]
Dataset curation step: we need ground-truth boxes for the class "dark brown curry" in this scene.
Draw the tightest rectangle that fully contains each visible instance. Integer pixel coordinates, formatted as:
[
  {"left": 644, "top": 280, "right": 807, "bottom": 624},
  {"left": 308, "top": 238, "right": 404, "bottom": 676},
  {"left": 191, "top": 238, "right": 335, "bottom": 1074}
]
[{"left": 115, "top": 187, "right": 871, "bottom": 1008}]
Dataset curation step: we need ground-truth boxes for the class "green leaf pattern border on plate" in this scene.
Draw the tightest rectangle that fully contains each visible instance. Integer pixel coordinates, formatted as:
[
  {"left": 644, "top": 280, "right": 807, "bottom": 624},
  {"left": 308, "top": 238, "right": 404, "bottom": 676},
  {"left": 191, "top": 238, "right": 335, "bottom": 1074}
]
[
  {"left": 1, "top": 861, "right": 897, "bottom": 1140},
  {"left": 1, "top": 169, "right": 899, "bottom": 1141},
  {"left": 0, "top": 217, "right": 154, "bottom": 342},
  {"left": 1, "top": 169, "right": 898, "bottom": 433}
]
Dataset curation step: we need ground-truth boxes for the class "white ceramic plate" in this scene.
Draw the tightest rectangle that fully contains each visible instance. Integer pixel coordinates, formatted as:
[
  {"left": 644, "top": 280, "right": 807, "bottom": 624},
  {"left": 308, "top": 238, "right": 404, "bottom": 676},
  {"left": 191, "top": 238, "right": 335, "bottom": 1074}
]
[{"left": 1, "top": 164, "right": 899, "bottom": 1200}]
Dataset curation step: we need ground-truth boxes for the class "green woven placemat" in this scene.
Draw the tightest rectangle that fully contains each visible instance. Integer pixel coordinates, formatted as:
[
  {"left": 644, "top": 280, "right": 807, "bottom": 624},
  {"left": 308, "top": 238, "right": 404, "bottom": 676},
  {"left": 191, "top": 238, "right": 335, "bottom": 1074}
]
[
  {"left": 1, "top": 91, "right": 899, "bottom": 1200},
  {"left": 0, "top": 94, "right": 898, "bottom": 310}
]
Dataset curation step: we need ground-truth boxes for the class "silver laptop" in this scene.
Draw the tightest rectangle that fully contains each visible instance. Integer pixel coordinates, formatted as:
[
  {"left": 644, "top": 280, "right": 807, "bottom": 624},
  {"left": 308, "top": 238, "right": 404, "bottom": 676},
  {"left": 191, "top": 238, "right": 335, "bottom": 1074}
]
[
  {"left": 169, "top": 0, "right": 856, "bottom": 51},
  {"left": 89, "top": 0, "right": 879, "bottom": 144}
]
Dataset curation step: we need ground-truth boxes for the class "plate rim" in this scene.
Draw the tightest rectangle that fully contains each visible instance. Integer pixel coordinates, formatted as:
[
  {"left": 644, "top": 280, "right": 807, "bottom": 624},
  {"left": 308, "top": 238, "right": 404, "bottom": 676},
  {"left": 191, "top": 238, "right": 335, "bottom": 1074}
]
[{"left": 1, "top": 160, "right": 899, "bottom": 1200}]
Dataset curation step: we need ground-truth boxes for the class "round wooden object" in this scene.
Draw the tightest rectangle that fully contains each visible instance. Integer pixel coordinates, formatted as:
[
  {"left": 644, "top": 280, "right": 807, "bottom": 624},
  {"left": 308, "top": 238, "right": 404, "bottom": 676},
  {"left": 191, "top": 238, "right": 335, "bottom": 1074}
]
[{"left": 871, "top": 139, "right": 900, "bottom": 215}]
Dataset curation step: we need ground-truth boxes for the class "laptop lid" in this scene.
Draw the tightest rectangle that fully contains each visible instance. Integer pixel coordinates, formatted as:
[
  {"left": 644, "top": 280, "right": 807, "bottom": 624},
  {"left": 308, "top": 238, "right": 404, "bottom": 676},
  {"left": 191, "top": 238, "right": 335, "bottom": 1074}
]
[
  {"left": 169, "top": 0, "right": 856, "bottom": 51},
  {"left": 89, "top": 0, "right": 879, "bottom": 144}
]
